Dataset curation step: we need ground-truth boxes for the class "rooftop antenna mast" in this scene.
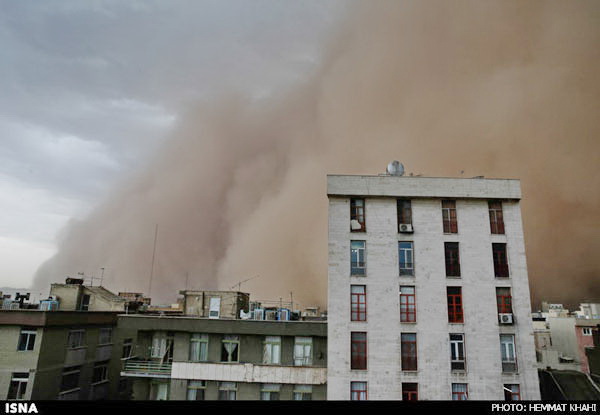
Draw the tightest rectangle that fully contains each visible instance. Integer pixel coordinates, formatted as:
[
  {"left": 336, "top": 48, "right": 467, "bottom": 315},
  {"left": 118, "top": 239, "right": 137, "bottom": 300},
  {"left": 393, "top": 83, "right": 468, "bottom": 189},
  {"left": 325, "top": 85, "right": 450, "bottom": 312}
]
[
  {"left": 230, "top": 275, "right": 260, "bottom": 292},
  {"left": 148, "top": 224, "right": 159, "bottom": 299}
]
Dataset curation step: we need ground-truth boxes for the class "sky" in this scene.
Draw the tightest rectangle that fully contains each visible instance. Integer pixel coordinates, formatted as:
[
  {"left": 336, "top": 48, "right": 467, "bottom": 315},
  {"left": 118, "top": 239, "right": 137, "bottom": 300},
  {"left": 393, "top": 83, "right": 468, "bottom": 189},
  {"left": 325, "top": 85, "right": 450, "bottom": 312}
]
[
  {"left": 2, "top": 1, "right": 599, "bottom": 310},
  {"left": 0, "top": 0, "right": 343, "bottom": 289}
]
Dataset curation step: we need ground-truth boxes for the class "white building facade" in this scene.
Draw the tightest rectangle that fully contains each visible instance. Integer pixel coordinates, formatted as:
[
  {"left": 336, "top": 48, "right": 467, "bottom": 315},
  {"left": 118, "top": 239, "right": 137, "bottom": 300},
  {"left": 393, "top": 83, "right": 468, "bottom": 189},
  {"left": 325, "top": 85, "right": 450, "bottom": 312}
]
[{"left": 327, "top": 174, "right": 541, "bottom": 400}]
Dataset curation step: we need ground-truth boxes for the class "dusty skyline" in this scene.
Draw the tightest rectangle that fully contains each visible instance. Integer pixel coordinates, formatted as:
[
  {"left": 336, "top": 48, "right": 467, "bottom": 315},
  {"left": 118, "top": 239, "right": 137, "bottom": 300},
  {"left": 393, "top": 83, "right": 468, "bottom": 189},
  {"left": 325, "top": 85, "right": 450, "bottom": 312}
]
[{"left": 29, "top": 1, "right": 600, "bottom": 310}]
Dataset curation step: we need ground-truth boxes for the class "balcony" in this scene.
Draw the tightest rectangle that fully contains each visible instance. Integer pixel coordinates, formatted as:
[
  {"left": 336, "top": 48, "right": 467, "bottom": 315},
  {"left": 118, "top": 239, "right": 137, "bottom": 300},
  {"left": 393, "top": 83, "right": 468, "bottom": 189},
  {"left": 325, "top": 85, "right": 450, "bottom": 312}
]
[{"left": 121, "top": 359, "right": 172, "bottom": 379}]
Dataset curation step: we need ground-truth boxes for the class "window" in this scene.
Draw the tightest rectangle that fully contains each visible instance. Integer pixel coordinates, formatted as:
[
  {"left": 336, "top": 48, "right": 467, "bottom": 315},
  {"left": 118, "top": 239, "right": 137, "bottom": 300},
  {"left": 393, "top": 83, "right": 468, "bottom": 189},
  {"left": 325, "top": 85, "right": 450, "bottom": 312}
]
[
  {"left": 401, "top": 333, "right": 417, "bottom": 371},
  {"left": 79, "top": 294, "right": 90, "bottom": 311},
  {"left": 399, "top": 286, "right": 416, "bottom": 323},
  {"left": 351, "top": 285, "right": 367, "bottom": 321},
  {"left": 450, "top": 334, "right": 466, "bottom": 371},
  {"left": 67, "top": 330, "right": 85, "bottom": 349},
  {"left": 150, "top": 381, "right": 169, "bottom": 400},
  {"left": 504, "top": 384, "right": 521, "bottom": 401},
  {"left": 402, "top": 383, "right": 418, "bottom": 401},
  {"left": 500, "top": 334, "right": 517, "bottom": 373},
  {"left": 496, "top": 287, "right": 512, "bottom": 314},
  {"left": 350, "top": 198, "right": 366, "bottom": 231},
  {"left": 351, "top": 241, "right": 366, "bottom": 276},
  {"left": 98, "top": 328, "right": 112, "bottom": 345},
  {"left": 444, "top": 242, "right": 461, "bottom": 277},
  {"left": 350, "top": 382, "right": 367, "bottom": 400},
  {"left": 452, "top": 383, "right": 468, "bottom": 400},
  {"left": 263, "top": 336, "right": 281, "bottom": 365},
  {"left": 187, "top": 380, "right": 205, "bottom": 400},
  {"left": 583, "top": 328, "right": 593, "bottom": 336},
  {"left": 190, "top": 334, "right": 208, "bottom": 362},
  {"left": 60, "top": 366, "right": 81, "bottom": 392},
  {"left": 17, "top": 328, "right": 36, "bottom": 351},
  {"left": 122, "top": 338, "right": 133, "bottom": 359},
  {"left": 293, "top": 385, "right": 312, "bottom": 401},
  {"left": 398, "top": 242, "right": 414, "bottom": 276},
  {"left": 294, "top": 337, "right": 313, "bottom": 366},
  {"left": 397, "top": 199, "right": 412, "bottom": 225},
  {"left": 489, "top": 201, "right": 505, "bottom": 234},
  {"left": 260, "top": 384, "right": 281, "bottom": 400},
  {"left": 209, "top": 297, "right": 221, "bottom": 319},
  {"left": 218, "top": 382, "right": 236, "bottom": 400},
  {"left": 92, "top": 361, "right": 109, "bottom": 384},
  {"left": 221, "top": 335, "right": 239, "bottom": 362},
  {"left": 493, "top": 243, "right": 509, "bottom": 278},
  {"left": 351, "top": 332, "right": 367, "bottom": 370},
  {"left": 442, "top": 200, "right": 458, "bottom": 233},
  {"left": 447, "top": 287, "right": 464, "bottom": 323},
  {"left": 7, "top": 373, "right": 28, "bottom": 400}
]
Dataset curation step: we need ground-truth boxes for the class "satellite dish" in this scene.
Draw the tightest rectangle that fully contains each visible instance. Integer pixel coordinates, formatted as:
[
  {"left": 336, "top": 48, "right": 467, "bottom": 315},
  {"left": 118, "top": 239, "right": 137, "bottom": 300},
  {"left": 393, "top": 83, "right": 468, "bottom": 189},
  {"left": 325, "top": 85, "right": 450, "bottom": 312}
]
[{"left": 387, "top": 161, "right": 404, "bottom": 176}]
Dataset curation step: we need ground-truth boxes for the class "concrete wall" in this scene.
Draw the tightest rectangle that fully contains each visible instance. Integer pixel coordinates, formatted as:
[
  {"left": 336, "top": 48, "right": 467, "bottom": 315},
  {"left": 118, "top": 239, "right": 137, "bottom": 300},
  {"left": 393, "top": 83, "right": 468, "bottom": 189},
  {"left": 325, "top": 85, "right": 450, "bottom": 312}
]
[
  {"left": 546, "top": 317, "right": 579, "bottom": 361},
  {"left": 181, "top": 291, "right": 249, "bottom": 319},
  {"left": 327, "top": 175, "right": 540, "bottom": 400},
  {"left": 0, "top": 326, "right": 42, "bottom": 400}
]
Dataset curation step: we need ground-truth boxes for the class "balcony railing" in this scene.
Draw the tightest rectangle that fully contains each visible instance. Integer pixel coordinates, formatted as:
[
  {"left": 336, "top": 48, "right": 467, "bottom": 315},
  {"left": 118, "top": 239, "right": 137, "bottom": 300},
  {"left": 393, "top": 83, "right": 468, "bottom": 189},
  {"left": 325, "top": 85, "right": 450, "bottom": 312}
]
[{"left": 121, "top": 359, "right": 172, "bottom": 378}]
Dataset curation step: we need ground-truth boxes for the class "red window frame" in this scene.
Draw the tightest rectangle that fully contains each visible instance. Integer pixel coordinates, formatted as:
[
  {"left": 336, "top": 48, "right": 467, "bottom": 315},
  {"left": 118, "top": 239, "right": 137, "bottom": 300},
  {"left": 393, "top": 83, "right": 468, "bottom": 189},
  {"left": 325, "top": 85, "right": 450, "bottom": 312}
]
[
  {"left": 496, "top": 288, "right": 512, "bottom": 314},
  {"left": 351, "top": 285, "right": 367, "bottom": 321},
  {"left": 504, "top": 384, "right": 521, "bottom": 401},
  {"left": 350, "top": 198, "right": 366, "bottom": 232},
  {"left": 350, "top": 382, "right": 367, "bottom": 400},
  {"left": 444, "top": 242, "right": 461, "bottom": 277},
  {"left": 442, "top": 200, "right": 458, "bottom": 233},
  {"left": 447, "top": 287, "right": 464, "bottom": 323},
  {"left": 400, "top": 286, "right": 416, "bottom": 323},
  {"left": 452, "top": 384, "right": 468, "bottom": 400},
  {"left": 351, "top": 332, "right": 367, "bottom": 370},
  {"left": 489, "top": 201, "right": 505, "bottom": 234},
  {"left": 402, "top": 383, "right": 418, "bottom": 401},
  {"left": 401, "top": 333, "right": 417, "bottom": 371},
  {"left": 492, "top": 243, "right": 509, "bottom": 278}
]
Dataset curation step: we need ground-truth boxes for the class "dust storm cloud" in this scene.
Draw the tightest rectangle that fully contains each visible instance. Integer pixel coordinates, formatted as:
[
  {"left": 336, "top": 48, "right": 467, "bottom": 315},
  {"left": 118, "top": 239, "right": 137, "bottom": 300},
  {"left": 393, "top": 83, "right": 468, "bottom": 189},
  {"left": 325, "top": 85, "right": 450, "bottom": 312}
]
[{"left": 34, "top": 1, "right": 600, "bottom": 309}]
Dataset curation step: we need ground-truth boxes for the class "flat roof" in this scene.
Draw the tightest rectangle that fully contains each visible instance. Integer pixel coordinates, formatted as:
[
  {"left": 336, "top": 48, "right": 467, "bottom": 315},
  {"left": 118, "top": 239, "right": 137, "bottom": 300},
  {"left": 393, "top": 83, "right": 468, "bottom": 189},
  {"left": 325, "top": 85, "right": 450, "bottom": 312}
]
[
  {"left": 0, "top": 310, "right": 119, "bottom": 327},
  {"left": 327, "top": 174, "right": 521, "bottom": 200}
]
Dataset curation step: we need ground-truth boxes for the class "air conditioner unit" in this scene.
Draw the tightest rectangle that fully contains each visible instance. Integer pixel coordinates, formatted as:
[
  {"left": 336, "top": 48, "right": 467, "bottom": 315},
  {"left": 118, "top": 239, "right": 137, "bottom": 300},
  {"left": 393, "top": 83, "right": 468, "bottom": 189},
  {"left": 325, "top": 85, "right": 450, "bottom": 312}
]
[
  {"left": 398, "top": 223, "right": 414, "bottom": 233},
  {"left": 499, "top": 313, "right": 514, "bottom": 324}
]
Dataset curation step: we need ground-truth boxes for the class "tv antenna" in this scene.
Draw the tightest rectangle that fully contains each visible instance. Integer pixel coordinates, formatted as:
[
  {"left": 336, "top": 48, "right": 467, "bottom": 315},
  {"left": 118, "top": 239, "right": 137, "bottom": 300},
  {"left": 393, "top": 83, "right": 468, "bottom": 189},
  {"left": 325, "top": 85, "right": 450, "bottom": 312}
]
[{"left": 230, "top": 275, "right": 260, "bottom": 292}]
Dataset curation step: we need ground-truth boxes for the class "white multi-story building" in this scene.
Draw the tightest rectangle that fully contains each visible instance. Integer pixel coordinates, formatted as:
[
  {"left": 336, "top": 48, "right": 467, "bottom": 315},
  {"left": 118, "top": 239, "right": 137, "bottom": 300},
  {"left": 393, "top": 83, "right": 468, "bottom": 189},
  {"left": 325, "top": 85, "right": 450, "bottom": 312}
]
[{"left": 327, "top": 170, "right": 541, "bottom": 400}]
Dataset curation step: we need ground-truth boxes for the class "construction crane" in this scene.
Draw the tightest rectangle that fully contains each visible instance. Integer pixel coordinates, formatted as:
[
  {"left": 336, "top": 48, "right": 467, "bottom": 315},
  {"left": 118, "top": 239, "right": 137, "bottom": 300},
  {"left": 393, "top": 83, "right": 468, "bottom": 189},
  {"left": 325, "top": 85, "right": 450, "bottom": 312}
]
[{"left": 230, "top": 275, "right": 260, "bottom": 292}]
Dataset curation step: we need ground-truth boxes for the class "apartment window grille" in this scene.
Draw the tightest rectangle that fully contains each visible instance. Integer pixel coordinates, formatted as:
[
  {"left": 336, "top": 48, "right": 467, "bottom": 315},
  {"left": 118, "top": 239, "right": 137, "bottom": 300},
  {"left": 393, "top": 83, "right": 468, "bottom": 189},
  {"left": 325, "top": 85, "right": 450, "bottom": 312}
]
[
  {"left": 351, "top": 241, "right": 366, "bottom": 276},
  {"left": 489, "top": 201, "right": 505, "bottom": 234},
  {"left": 351, "top": 382, "right": 367, "bottom": 400},
  {"left": 450, "top": 334, "right": 466, "bottom": 371},
  {"left": 187, "top": 380, "right": 205, "bottom": 400},
  {"left": 350, "top": 198, "right": 366, "bottom": 232},
  {"left": 493, "top": 243, "right": 509, "bottom": 278},
  {"left": 17, "top": 328, "right": 36, "bottom": 351},
  {"left": 445, "top": 242, "right": 461, "bottom": 277},
  {"left": 260, "top": 384, "right": 281, "bottom": 401},
  {"left": 221, "top": 335, "right": 240, "bottom": 363},
  {"left": 190, "top": 334, "right": 209, "bottom": 362},
  {"left": 7, "top": 373, "right": 28, "bottom": 400},
  {"left": 452, "top": 383, "right": 468, "bottom": 400},
  {"left": 402, "top": 383, "right": 418, "bottom": 401},
  {"left": 504, "top": 384, "right": 521, "bottom": 401},
  {"left": 294, "top": 337, "right": 313, "bottom": 366},
  {"left": 500, "top": 334, "right": 518, "bottom": 373},
  {"left": 496, "top": 287, "right": 513, "bottom": 314},
  {"left": 263, "top": 336, "right": 281, "bottom": 365},
  {"left": 397, "top": 199, "right": 412, "bottom": 225},
  {"left": 399, "top": 241, "right": 414, "bottom": 276},
  {"left": 447, "top": 287, "right": 464, "bottom": 323},
  {"left": 442, "top": 200, "right": 458, "bottom": 233},
  {"left": 351, "top": 285, "right": 367, "bottom": 321},
  {"left": 399, "top": 286, "right": 416, "bottom": 323},
  {"left": 218, "top": 382, "right": 237, "bottom": 400},
  {"left": 401, "top": 333, "right": 417, "bottom": 371},
  {"left": 67, "top": 330, "right": 85, "bottom": 349},
  {"left": 293, "top": 385, "right": 312, "bottom": 400},
  {"left": 351, "top": 332, "right": 367, "bottom": 370}
]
